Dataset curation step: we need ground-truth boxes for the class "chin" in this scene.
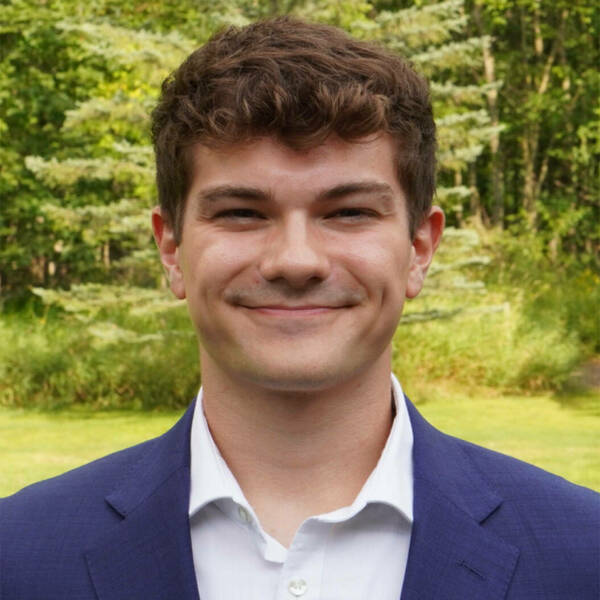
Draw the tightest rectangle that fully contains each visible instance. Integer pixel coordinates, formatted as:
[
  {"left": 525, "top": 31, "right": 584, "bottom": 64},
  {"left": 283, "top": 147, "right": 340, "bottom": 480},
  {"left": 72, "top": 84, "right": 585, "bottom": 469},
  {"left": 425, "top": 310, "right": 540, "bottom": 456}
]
[{"left": 238, "top": 361, "right": 355, "bottom": 394}]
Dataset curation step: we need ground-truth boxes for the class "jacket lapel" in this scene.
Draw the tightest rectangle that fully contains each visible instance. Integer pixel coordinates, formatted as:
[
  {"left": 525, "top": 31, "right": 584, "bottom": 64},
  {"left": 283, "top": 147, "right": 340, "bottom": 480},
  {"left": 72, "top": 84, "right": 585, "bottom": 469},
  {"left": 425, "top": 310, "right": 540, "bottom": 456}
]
[
  {"left": 85, "top": 403, "right": 199, "bottom": 600},
  {"left": 401, "top": 399, "right": 519, "bottom": 600}
]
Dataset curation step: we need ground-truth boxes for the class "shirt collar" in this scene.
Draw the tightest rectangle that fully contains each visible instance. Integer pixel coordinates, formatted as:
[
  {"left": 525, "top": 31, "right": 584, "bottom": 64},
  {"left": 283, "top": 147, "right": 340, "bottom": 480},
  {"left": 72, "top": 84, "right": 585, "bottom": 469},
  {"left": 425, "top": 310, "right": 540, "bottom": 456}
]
[
  {"left": 188, "top": 389, "right": 247, "bottom": 516},
  {"left": 188, "top": 374, "right": 413, "bottom": 523},
  {"left": 314, "top": 374, "right": 413, "bottom": 524}
]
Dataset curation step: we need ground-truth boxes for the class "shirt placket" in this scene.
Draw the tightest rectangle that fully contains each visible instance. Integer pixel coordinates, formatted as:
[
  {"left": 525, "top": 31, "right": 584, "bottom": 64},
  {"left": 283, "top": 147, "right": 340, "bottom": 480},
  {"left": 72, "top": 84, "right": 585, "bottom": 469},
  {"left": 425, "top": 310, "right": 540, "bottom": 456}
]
[{"left": 276, "top": 519, "right": 327, "bottom": 600}]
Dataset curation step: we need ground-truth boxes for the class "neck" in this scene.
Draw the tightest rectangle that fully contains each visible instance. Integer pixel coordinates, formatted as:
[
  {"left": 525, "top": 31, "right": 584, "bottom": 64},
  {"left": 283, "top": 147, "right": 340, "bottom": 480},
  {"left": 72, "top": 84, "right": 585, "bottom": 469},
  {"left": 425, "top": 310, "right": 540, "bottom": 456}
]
[{"left": 199, "top": 350, "right": 395, "bottom": 546}]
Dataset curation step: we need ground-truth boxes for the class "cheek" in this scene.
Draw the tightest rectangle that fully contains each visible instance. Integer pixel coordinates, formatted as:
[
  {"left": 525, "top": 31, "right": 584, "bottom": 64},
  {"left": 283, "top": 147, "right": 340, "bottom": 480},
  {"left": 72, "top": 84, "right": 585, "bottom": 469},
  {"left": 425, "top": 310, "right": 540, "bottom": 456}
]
[
  {"left": 342, "top": 241, "right": 409, "bottom": 298},
  {"left": 182, "top": 236, "right": 259, "bottom": 301}
]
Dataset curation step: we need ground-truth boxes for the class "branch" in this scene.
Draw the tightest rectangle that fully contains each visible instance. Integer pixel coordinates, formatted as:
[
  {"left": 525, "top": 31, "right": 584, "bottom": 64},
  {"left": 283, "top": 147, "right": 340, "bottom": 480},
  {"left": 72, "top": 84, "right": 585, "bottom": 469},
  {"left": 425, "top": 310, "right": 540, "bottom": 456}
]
[{"left": 537, "top": 9, "right": 567, "bottom": 96}]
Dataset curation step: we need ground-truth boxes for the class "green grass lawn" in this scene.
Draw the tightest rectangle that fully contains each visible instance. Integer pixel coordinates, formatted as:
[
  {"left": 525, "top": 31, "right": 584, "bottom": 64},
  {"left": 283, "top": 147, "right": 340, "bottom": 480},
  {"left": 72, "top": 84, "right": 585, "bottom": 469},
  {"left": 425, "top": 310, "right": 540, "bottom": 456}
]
[
  {"left": 415, "top": 388, "right": 599, "bottom": 492},
  {"left": 1, "top": 389, "right": 598, "bottom": 497},
  {"left": 0, "top": 408, "right": 183, "bottom": 497}
]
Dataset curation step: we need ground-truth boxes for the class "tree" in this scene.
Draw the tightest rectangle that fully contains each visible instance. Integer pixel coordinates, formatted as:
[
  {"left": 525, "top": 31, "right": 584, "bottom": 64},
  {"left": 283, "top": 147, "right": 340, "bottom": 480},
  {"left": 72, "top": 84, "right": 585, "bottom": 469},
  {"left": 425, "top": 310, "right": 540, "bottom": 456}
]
[{"left": 467, "top": 0, "right": 599, "bottom": 259}]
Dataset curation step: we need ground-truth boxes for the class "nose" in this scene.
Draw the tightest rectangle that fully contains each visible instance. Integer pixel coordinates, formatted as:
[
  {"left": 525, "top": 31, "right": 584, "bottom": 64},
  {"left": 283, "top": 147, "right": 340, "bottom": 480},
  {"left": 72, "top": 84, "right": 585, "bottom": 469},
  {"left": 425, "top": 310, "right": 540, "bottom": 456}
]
[{"left": 258, "top": 213, "right": 331, "bottom": 288}]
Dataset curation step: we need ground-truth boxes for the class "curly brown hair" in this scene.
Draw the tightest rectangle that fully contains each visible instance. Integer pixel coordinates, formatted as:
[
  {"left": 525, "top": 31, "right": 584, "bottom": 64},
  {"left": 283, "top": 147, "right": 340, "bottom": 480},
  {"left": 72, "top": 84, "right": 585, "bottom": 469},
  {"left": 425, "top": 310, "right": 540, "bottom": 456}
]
[{"left": 151, "top": 16, "right": 436, "bottom": 242}]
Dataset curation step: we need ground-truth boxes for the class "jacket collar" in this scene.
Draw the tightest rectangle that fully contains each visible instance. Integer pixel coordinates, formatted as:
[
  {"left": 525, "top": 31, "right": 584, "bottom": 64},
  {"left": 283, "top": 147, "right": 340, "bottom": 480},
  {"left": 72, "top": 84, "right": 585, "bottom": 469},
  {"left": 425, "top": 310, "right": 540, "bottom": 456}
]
[
  {"left": 401, "top": 398, "right": 519, "bottom": 600},
  {"left": 85, "top": 402, "right": 200, "bottom": 600}
]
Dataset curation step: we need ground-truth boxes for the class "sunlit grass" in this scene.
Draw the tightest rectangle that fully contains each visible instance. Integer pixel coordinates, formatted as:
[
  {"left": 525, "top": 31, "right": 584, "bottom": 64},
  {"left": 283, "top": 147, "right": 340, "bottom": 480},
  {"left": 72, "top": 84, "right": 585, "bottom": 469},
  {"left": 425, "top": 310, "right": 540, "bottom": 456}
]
[
  {"left": 0, "top": 408, "right": 182, "bottom": 497},
  {"left": 412, "top": 385, "right": 600, "bottom": 491}
]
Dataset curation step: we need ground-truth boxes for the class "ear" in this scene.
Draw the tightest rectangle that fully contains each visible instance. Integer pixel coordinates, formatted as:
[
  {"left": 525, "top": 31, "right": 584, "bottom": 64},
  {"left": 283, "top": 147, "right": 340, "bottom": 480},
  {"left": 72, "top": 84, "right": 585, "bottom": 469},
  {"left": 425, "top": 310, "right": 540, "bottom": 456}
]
[
  {"left": 406, "top": 206, "right": 444, "bottom": 299},
  {"left": 151, "top": 206, "right": 186, "bottom": 300}
]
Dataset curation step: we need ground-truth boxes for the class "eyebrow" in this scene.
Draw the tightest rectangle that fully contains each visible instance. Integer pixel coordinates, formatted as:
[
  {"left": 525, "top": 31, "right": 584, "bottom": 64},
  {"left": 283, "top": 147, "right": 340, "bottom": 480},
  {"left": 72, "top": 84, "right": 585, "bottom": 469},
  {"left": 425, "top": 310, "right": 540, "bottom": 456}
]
[
  {"left": 195, "top": 185, "right": 269, "bottom": 205},
  {"left": 317, "top": 181, "right": 395, "bottom": 202},
  {"left": 194, "top": 181, "right": 396, "bottom": 206}
]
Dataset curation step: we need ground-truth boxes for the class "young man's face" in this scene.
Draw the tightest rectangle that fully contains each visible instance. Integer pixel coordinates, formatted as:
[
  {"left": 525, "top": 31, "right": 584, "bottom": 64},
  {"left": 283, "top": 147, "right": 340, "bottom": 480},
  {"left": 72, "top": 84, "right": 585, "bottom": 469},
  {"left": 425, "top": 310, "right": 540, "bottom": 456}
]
[{"left": 154, "top": 134, "right": 443, "bottom": 392}]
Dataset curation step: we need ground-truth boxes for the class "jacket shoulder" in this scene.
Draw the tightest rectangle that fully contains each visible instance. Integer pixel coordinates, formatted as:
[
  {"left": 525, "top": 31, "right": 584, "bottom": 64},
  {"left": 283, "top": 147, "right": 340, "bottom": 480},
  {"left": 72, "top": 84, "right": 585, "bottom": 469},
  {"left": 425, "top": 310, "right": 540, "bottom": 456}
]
[
  {"left": 414, "top": 422, "right": 598, "bottom": 598},
  {"left": 1, "top": 435, "right": 156, "bottom": 510},
  {"left": 0, "top": 437, "right": 162, "bottom": 599},
  {"left": 0, "top": 434, "right": 167, "bottom": 559},
  {"left": 0, "top": 403, "right": 194, "bottom": 599},
  {"left": 457, "top": 435, "right": 599, "bottom": 595},
  {"left": 456, "top": 435, "right": 599, "bottom": 511}
]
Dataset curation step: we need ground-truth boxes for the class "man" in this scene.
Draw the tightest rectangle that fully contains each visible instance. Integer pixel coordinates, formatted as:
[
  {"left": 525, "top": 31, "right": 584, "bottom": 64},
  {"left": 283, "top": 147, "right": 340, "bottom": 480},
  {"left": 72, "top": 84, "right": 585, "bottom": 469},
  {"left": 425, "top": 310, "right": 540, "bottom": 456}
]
[{"left": 1, "top": 16, "right": 598, "bottom": 600}]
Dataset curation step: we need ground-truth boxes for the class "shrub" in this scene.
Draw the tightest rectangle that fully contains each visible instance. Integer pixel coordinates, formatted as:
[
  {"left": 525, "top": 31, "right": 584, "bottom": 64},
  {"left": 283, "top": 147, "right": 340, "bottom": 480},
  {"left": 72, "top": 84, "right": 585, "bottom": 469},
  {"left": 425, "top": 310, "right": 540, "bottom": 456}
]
[
  {"left": 0, "top": 308, "right": 199, "bottom": 410},
  {"left": 394, "top": 227, "right": 596, "bottom": 400}
]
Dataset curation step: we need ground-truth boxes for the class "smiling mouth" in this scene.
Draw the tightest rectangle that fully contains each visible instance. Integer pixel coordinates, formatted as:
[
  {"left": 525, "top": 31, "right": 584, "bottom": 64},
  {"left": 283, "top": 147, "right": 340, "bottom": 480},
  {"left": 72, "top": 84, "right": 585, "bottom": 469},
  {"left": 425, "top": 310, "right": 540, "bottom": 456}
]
[{"left": 241, "top": 305, "right": 347, "bottom": 316}]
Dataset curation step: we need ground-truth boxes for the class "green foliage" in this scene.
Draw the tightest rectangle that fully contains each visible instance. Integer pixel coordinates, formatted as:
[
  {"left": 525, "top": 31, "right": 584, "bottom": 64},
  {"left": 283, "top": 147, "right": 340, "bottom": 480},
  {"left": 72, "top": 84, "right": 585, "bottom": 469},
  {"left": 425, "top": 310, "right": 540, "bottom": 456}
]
[
  {"left": 0, "top": 1, "right": 200, "bottom": 294},
  {"left": 395, "top": 304, "right": 583, "bottom": 394},
  {"left": 2, "top": 0, "right": 597, "bottom": 295},
  {"left": 488, "top": 228, "right": 600, "bottom": 354},
  {"left": 468, "top": 0, "right": 600, "bottom": 253},
  {"left": 0, "top": 307, "right": 199, "bottom": 410},
  {"left": 393, "top": 226, "right": 596, "bottom": 395}
]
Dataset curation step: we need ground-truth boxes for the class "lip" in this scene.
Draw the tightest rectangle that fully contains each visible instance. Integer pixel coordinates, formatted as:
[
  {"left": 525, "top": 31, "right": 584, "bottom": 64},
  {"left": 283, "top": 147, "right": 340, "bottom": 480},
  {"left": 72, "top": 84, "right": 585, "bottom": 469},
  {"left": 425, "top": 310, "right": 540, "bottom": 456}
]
[{"left": 241, "top": 305, "right": 345, "bottom": 316}]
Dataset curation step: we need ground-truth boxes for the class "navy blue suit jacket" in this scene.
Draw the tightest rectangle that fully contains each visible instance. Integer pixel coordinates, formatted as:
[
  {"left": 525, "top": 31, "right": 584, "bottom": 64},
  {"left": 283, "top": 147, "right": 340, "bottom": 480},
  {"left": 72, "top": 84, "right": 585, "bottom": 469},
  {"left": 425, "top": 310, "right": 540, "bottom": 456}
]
[{"left": 1, "top": 398, "right": 598, "bottom": 599}]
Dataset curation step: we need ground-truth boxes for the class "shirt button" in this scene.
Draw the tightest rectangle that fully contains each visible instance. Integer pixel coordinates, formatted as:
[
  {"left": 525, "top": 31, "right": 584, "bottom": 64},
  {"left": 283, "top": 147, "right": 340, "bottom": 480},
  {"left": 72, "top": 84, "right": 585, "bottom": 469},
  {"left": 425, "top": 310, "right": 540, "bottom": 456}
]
[
  {"left": 288, "top": 578, "right": 308, "bottom": 597},
  {"left": 237, "top": 506, "right": 251, "bottom": 523}
]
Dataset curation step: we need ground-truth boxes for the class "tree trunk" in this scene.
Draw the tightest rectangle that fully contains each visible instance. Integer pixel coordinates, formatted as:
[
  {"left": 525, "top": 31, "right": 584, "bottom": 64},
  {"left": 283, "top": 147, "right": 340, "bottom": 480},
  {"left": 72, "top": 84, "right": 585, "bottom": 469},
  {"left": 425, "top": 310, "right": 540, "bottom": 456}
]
[
  {"left": 519, "top": 7, "right": 566, "bottom": 230},
  {"left": 473, "top": 4, "right": 503, "bottom": 226},
  {"left": 521, "top": 132, "right": 538, "bottom": 226},
  {"left": 469, "top": 162, "right": 488, "bottom": 225},
  {"left": 102, "top": 243, "right": 110, "bottom": 268}
]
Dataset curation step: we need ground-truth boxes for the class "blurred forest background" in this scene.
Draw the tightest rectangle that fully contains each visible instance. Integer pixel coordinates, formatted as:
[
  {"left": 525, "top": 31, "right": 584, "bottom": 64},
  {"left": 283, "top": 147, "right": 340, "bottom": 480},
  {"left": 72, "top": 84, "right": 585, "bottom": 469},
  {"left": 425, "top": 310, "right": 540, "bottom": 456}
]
[{"left": 0, "top": 0, "right": 598, "bottom": 413}]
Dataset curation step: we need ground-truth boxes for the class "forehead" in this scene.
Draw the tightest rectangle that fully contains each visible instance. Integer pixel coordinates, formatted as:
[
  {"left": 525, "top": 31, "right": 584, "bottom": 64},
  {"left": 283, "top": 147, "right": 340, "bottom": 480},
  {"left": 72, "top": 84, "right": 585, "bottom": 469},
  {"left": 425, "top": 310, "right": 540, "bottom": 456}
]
[{"left": 186, "top": 134, "right": 401, "bottom": 196}]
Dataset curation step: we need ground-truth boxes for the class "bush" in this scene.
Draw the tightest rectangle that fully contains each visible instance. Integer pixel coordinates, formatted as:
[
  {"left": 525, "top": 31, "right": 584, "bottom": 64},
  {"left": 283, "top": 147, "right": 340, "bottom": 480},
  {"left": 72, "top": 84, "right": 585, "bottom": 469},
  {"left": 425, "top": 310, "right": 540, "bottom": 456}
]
[
  {"left": 487, "top": 228, "right": 599, "bottom": 355},
  {"left": 393, "top": 227, "right": 596, "bottom": 400},
  {"left": 393, "top": 302, "right": 583, "bottom": 398},
  {"left": 0, "top": 307, "right": 199, "bottom": 410}
]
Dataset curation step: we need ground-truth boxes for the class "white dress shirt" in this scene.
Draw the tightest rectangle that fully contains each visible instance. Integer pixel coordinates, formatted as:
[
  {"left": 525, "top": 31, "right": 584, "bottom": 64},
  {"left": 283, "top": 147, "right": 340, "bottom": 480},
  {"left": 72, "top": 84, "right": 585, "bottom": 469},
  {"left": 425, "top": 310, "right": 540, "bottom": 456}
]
[{"left": 188, "top": 375, "right": 413, "bottom": 600}]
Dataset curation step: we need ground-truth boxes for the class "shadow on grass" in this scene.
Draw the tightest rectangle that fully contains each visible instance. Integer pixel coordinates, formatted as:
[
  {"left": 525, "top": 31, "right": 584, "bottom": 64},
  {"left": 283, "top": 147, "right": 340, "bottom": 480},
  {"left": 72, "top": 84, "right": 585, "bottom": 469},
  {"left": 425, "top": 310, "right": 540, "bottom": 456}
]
[
  {"left": 3, "top": 404, "right": 185, "bottom": 420},
  {"left": 552, "top": 390, "right": 600, "bottom": 417},
  {"left": 553, "top": 358, "right": 600, "bottom": 416}
]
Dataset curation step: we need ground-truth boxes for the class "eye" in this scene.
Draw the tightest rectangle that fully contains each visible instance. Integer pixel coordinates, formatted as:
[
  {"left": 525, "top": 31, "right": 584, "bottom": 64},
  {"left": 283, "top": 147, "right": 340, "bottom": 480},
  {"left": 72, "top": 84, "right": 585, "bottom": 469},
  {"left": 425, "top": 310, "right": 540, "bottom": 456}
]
[
  {"left": 213, "top": 208, "right": 266, "bottom": 221},
  {"left": 328, "top": 208, "right": 377, "bottom": 221}
]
